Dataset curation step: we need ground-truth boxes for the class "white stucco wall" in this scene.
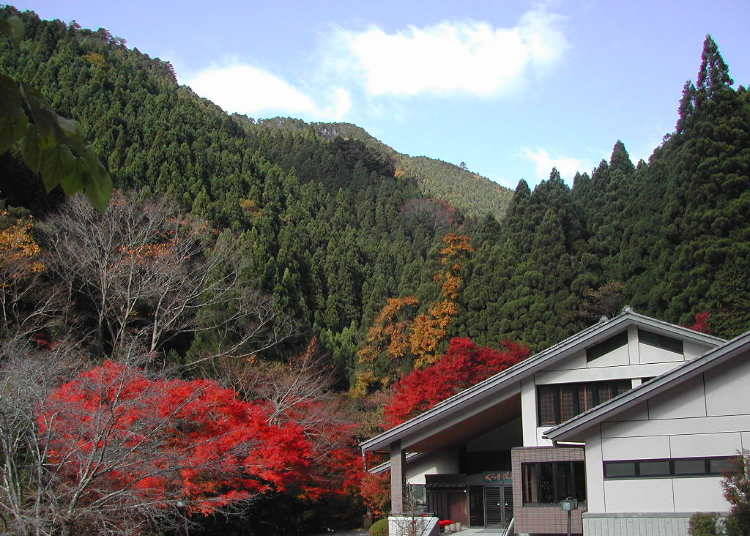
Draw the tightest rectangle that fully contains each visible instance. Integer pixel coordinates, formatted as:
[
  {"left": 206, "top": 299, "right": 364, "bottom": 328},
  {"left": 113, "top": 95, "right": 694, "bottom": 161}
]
[
  {"left": 405, "top": 449, "right": 460, "bottom": 485},
  {"left": 581, "top": 348, "right": 750, "bottom": 518},
  {"left": 521, "top": 326, "right": 715, "bottom": 447}
]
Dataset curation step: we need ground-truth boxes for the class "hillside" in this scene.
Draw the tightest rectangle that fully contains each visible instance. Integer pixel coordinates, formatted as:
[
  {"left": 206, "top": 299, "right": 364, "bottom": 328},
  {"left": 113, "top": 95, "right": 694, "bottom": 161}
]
[
  {"left": 237, "top": 117, "right": 514, "bottom": 220},
  {"left": 1, "top": 7, "right": 749, "bottom": 386}
]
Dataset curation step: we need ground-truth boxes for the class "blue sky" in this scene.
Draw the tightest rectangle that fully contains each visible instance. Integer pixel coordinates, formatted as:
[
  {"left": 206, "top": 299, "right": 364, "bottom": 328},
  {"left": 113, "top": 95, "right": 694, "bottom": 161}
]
[{"left": 10, "top": 1, "right": 750, "bottom": 188}]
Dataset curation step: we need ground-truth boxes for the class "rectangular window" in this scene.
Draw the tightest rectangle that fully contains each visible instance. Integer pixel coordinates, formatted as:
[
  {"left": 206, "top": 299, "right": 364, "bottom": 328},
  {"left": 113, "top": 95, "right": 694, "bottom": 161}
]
[
  {"left": 587, "top": 331, "right": 628, "bottom": 361},
  {"left": 639, "top": 460, "right": 670, "bottom": 476},
  {"left": 673, "top": 458, "right": 708, "bottom": 475},
  {"left": 537, "top": 380, "right": 632, "bottom": 426},
  {"left": 604, "top": 456, "right": 739, "bottom": 479},
  {"left": 604, "top": 461, "right": 636, "bottom": 478},
  {"left": 522, "top": 461, "right": 586, "bottom": 505},
  {"left": 638, "top": 329, "right": 684, "bottom": 354}
]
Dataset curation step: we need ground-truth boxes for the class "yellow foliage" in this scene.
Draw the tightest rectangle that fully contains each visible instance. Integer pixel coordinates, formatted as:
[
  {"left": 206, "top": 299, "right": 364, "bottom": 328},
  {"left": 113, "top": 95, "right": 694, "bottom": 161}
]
[
  {"left": 394, "top": 167, "right": 406, "bottom": 178},
  {"left": 351, "top": 369, "right": 377, "bottom": 398},
  {"left": 83, "top": 52, "right": 106, "bottom": 68},
  {"left": 0, "top": 212, "right": 45, "bottom": 275}
]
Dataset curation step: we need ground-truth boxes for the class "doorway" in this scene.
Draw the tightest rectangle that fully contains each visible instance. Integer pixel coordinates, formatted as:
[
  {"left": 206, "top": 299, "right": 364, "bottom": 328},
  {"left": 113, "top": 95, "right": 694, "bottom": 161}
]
[{"left": 470, "top": 485, "right": 513, "bottom": 528}]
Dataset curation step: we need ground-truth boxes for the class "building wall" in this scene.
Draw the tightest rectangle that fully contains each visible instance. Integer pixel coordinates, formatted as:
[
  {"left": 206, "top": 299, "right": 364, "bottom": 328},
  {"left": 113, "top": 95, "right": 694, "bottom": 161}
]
[
  {"left": 521, "top": 326, "right": 715, "bottom": 447},
  {"left": 581, "top": 347, "right": 750, "bottom": 534},
  {"left": 511, "top": 446, "right": 585, "bottom": 535},
  {"left": 405, "top": 449, "right": 460, "bottom": 485}
]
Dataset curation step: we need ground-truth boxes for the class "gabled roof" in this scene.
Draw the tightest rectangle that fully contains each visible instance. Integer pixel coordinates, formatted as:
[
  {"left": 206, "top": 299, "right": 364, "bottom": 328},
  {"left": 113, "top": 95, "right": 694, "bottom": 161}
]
[
  {"left": 545, "top": 329, "right": 750, "bottom": 442},
  {"left": 361, "top": 309, "right": 724, "bottom": 453}
]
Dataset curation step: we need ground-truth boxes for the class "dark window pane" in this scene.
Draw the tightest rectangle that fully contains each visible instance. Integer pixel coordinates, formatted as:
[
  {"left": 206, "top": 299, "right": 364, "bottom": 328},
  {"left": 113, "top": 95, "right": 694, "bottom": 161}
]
[
  {"left": 638, "top": 329, "right": 684, "bottom": 354},
  {"left": 555, "top": 462, "right": 573, "bottom": 500},
  {"left": 538, "top": 386, "right": 558, "bottom": 425},
  {"left": 578, "top": 384, "right": 594, "bottom": 413},
  {"left": 538, "top": 463, "right": 555, "bottom": 503},
  {"left": 587, "top": 331, "right": 628, "bottom": 361},
  {"left": 604, "top": 462, "right": 636, "bottom": 478},
  {"left": 559, "top": 386, "right": 577, "bottom": 422},
  {"left": 673, "top": 458, "right": 706, "bottom": 475},
  {"left": 639, "top": 460, "right": 670, "bottom": 476},
  {"left": 614, "top": 380, "right": 631, "bottom": 396},
  {"left": 573, "top": 461, "right": 586, "bottom": 501},
  {"left": 596, "top": 382, "right": 613, "bottom": 404},
  {"left": 709, "top": 457, "right": 740, "bottom": 474},
  {"left": 522, "top": 463, "right": 538, "bottom": 504}
]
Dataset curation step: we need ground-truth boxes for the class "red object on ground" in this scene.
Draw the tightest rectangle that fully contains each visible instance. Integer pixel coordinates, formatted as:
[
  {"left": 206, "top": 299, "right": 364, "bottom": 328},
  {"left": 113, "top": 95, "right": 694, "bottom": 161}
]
[{"left": 438, "top": 519, "right": 455, "bottom": 527}]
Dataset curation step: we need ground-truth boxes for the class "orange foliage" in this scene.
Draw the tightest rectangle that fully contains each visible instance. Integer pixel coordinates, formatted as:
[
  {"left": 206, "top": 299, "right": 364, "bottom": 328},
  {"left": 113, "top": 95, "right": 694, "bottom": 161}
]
[
  {"left": 0, "top": 212, "right": 45, "bottom": 275},
  {"left": 118, "top": 239, "right": 177, "bottom": 262},
  {"left": 438, "top": 233, "right": 474, "bottom": 263}
]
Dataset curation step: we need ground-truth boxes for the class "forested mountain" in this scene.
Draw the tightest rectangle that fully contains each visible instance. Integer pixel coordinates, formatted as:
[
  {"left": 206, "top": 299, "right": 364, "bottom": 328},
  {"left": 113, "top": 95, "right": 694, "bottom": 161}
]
[
  {"left": 453, "top": 38, "right": 750, "bottom": 349},
  {"left": 2, "top": 6, "right": 749, "bottom": 367},
  {"left": 2, "top": 5, "right": 750, "bottom": 534},
  {"left": 234, "top": 116, "right": 514, "bottom": 220}
]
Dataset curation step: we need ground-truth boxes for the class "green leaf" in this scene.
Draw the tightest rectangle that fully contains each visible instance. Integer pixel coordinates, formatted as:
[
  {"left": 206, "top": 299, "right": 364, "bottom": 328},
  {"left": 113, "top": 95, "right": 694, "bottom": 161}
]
[
  {"left": 83, "top": 157, "right": 113, "bottom": 210},
  {"left": 21, "top": 127, "right": 42, "bottom": 175},
  {"left": 0, "top": 74, "right": 28, "bottom": 153}
]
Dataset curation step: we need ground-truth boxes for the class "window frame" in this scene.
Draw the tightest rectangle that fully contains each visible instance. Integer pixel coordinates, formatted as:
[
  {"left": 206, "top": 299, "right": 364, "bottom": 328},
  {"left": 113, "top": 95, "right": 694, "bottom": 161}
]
[
  {"left": 521, "top": 460, "right": 586, "bottom": 506},
  {"left": 586, "top": 331, "right": 629, "bottom": 362},
  {"left": 603, "top": 456, "right": 738, "bottom": 479},
  {"left": 537, "top": 380, "right": 632, "bottom": 426},
  {"left": 637, "top": 329, "right": 684, "bottom": 355}
]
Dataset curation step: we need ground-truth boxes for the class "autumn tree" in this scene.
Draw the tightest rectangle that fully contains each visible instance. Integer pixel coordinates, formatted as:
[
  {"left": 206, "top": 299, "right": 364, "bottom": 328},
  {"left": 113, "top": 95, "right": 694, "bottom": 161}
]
[
  {"left": 39, "top": 193, "right": 292, "bottom": 361},
  {"left": 26, "top": 359, "right": 319, "bottom": 535},
  {"left": 352, "top": 296, "right": 420, "bottom": 396},
  {"left": 410, "top": 233, "right": 474, "bottom": 367},
  {"left": 385, "top": 337, "right": 529, "bottom": 427}
]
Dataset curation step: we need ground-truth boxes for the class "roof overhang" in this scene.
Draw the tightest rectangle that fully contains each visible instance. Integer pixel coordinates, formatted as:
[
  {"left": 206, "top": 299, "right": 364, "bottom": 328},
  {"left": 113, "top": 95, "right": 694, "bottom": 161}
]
[
  {"left": 545, "top": 330, "right": 750, "bottom": 442},
  {"left": 361, "top": 310, "right": 725, "bottom": 453}
]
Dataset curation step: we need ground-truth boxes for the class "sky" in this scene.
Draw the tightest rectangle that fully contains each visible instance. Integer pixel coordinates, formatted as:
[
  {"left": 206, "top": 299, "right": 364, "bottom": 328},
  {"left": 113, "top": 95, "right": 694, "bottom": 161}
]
[{"left": 9, "top": 0, "right": 750, "bottom": 189}]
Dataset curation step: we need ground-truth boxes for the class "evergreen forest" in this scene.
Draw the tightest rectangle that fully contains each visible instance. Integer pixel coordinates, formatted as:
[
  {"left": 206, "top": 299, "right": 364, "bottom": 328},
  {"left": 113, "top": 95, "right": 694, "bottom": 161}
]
[{"left": 1, "top": 5, "right": 749, "bottom": 535}]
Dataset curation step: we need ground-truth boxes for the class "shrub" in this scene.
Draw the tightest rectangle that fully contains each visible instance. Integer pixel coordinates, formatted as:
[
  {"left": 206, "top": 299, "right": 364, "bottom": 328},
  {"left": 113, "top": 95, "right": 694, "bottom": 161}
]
[
  {"left": 370, "top": 517, "right": 389, "bottom": 536},
  {"left": 689, "top": 513, "right": 719, "bottom": 536}
]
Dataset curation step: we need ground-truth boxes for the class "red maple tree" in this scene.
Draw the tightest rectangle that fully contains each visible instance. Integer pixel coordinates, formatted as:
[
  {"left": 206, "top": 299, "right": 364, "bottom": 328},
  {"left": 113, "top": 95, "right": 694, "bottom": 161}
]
[
  {"left": 38, "top": 361, "right": 318, "bottom": 518},
  {"left": 686, "top": 311, "right": 712, "bottom": 334},
  {"left": 384, "top": 338, "right": 529, "bottom": 427}
]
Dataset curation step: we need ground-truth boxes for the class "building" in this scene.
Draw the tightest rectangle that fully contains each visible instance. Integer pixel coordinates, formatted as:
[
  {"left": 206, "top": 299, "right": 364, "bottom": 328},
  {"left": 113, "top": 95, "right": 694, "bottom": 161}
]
[{"left": 360, "top": 309, "right": 745, "bottom": 535}]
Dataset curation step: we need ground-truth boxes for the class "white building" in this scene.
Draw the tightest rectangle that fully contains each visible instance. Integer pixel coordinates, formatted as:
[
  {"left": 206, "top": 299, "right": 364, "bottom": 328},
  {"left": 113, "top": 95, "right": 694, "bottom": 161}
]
[
  {"left": 361, "top": 309, "right": 743, "bottom": 535},
  {"left": 545, "top": 328, "right": 750, "bottom": 535}
]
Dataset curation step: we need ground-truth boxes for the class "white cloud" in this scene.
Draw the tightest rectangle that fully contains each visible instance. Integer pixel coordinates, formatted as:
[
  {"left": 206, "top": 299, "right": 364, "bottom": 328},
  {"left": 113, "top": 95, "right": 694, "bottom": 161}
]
[
  {"left": 328, "top": 8, "right": 568, "bottom": 98},
  {"left": 521, "top": 147, "right": 590, "bottom": 180},
  {"left": 185, "top": 63, "right": 351, "bottom": 120}
]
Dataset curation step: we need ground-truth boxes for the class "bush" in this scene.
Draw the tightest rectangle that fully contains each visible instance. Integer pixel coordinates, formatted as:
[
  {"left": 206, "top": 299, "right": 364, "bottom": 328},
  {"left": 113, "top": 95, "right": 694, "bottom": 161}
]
[
  {"left": 369, "top": 518, "right": 388, "bottom": 536},
  {"left": 689, "top": 512, "right": 720, "bottom": 535}
]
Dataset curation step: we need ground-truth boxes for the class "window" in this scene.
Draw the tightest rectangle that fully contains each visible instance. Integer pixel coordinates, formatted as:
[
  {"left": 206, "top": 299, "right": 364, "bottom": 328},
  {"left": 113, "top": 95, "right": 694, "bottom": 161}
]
[
  {"left": 537, "top": 380, "right": 631, "bottom": 426},
  {"left": 604, "top": 456, "right": 738, "bottom": 479},
  {"left": 638, "top": 329, "right": 684, "bottom": 354},
  {"left": 406, "top": 484, "right": 428, "bottom": 513},
  {"left": 586, "top": 331, "right": 628, "bottom": 361},
  {"left": 522, "top": 461, "right": 586, "bottom": 505}
]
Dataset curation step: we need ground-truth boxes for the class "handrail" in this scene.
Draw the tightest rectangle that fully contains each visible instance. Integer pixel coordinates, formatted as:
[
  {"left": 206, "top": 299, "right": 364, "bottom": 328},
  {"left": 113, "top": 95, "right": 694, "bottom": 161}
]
[{"left": 502, "top": 517, "right": 515, "bottom": 536}]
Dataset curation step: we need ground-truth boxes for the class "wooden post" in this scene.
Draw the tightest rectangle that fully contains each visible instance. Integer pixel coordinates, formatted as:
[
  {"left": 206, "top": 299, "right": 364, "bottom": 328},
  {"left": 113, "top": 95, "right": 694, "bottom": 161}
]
[{"left": 390, "top": 441, "right": 405, "bottom": 514}]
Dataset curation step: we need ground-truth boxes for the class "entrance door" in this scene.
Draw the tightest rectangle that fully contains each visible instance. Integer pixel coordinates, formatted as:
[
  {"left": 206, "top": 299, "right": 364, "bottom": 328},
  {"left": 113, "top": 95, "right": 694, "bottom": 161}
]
[
  {"left": 469, "top": 486, "right": 485, "bottom": 526},
  {"left": 485, "top": 487, "right": 503, "bottom": 526},
  {"left": 485, "top": 485, "right": 513, "bottom": 527}
]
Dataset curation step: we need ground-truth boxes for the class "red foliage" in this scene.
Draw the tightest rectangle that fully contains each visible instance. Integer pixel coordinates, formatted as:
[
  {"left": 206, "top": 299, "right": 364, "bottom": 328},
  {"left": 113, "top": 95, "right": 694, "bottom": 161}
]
[
  {"left": 686, "top": 311, "right": 712, "bottom": 334},
  {"left": 384, "top": 338, "right": 529, "bottom": 427},
  {"left": 37, "top": 361, "right": 322, "bottom": 515},
  {"left": 360, "top": 471, "right": 389, "bottom": 518}
]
